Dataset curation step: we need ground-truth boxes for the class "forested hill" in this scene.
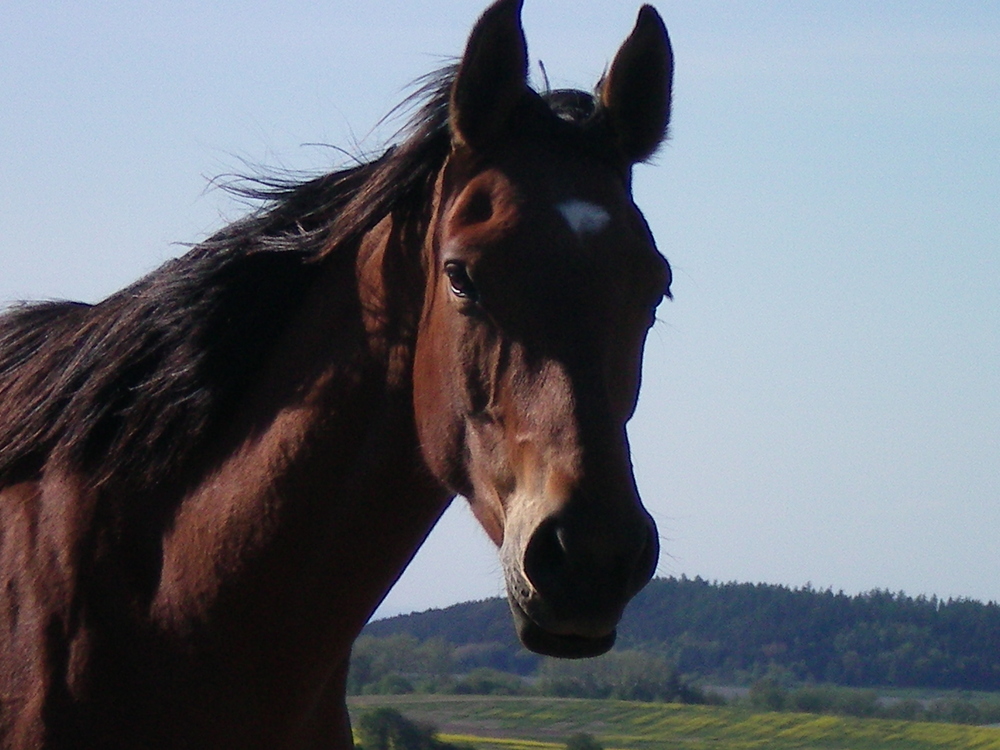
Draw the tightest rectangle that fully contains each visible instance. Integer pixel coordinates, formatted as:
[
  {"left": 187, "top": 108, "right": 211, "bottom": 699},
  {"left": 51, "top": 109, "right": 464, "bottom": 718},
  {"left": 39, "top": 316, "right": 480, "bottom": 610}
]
[{"left": 365, "top": 577, "right": 1000, "bottom": 690}]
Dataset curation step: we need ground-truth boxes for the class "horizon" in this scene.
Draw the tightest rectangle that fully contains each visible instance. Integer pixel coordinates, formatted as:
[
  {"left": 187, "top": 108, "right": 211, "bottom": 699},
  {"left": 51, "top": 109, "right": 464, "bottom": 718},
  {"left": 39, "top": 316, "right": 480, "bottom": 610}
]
[{"left": 371, "top": 573, "right": 1000, "bottom": 623}]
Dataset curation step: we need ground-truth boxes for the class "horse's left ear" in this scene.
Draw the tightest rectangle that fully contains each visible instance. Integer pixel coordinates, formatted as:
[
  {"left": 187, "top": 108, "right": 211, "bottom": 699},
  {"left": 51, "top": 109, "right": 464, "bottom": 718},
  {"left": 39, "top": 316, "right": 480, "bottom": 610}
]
[
  {"left": 599, "top": 5, "right": 674, "bottom": 164},
  {"left": 450, "top": 0, "right": 529, "bottom": 152}
]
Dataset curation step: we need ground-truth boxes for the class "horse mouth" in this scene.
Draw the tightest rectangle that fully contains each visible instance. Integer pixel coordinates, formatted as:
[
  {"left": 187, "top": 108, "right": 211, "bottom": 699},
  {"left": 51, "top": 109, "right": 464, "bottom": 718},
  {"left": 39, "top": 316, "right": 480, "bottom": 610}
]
[{"left": 508, "top": 597, "right": 617, "bottom": 659}]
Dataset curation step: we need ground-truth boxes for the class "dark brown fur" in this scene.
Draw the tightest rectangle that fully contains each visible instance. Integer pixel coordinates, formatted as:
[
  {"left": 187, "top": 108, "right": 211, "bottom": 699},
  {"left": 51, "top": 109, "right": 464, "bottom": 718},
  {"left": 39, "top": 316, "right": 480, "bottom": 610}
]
[{"left": 0, "top": 2, "right": 673, "bottom": 747}]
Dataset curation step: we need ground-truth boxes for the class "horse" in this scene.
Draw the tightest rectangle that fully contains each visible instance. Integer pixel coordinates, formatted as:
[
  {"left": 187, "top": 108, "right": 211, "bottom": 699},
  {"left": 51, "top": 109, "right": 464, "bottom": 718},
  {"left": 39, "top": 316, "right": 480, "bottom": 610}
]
[{"left": 0, "top": 1, "right": 673, "bottom": 747}]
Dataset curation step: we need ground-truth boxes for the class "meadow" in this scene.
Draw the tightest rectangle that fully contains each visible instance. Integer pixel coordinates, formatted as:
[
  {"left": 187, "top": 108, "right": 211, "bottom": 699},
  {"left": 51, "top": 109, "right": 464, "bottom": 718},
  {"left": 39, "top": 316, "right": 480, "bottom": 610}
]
[{"left": 349, "top": 694, "right": 1000, "bottom": 750}]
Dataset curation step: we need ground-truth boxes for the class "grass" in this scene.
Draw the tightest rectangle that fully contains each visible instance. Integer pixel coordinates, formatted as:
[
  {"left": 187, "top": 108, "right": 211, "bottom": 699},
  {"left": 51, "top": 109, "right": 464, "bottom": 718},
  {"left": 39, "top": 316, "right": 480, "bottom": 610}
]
[{"left": 348, "top": 694, "right": 1000, "bottom": 750}]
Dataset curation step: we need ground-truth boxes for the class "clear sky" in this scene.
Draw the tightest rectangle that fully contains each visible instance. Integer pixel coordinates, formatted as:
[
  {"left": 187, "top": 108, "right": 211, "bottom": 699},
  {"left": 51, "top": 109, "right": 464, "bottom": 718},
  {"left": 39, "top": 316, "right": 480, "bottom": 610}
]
[{"left": 2, "top": 2, "right": 998, "bottom": 618}]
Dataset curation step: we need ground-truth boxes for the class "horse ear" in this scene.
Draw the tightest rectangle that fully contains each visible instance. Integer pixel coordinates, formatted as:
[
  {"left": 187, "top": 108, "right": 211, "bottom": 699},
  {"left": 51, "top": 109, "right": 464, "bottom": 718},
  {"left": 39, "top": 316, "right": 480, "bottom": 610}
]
[
  {"left": 599, "top": 5, "right": 673, "bottom": 163},
  {"left": 450, "top": 0, "right": 529, "bottom": 151}
]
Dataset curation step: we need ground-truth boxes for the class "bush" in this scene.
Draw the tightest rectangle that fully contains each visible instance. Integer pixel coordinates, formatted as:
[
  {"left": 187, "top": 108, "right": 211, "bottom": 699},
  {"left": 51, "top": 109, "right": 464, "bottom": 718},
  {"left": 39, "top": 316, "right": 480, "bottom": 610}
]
[
  {"left": 365, "top": 674, "right": 415, "bottom": 695},
  {"left": 928, "top": 698, "right": 982, "bottom": 725},
  {"left": 565, "top": 733, "right": 602, "bottom": 750},
  {"left": 356, "top": 708, "right": 432, "bottom": 750},
  {"left": 349, "top": 636, "right": 455, "bottom": 695},
  {"left": 749, "top": 679, "right": 787, "bottom": 711},
  {"left": 355, "top": 708, "right": 473, "bottom": 750},
  {"left": 832, "top": 689, "right": 879, "bottom": 718},
  {"left": 449, "top": 668, "right": 530, "bottom": 696},
  {"left": 786, "top": 685, "right": 836, "bottom": 714},
  {"left": 880, "top": 698, "right": 925, "bottom": 721},
  {"left": 537, "top": 650, "right": 704, "bottom": 703}
]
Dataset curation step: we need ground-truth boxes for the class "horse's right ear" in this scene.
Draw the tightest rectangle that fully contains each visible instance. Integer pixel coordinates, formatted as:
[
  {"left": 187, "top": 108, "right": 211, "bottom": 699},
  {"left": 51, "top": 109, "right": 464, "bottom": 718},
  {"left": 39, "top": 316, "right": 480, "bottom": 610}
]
[
  {"left": 450, "top": 0, "right": 529, "bottom": 152},
  {"left": 599, "top": 5, "right": 673, "bottom": 163}
]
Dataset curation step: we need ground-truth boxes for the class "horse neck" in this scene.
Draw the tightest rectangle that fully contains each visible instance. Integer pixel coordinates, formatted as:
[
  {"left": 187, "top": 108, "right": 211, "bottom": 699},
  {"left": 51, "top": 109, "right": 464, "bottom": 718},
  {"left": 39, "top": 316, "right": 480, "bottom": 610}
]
[{"left": 150, "top": 210, "right": 449, "bottom": 653}]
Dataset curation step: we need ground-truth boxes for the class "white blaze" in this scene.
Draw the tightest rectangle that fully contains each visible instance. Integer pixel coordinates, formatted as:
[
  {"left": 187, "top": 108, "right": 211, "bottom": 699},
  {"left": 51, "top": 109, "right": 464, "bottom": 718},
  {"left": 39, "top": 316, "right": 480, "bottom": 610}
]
[{"left": 556, "top": 199, "right": 611, "bottom": 239}]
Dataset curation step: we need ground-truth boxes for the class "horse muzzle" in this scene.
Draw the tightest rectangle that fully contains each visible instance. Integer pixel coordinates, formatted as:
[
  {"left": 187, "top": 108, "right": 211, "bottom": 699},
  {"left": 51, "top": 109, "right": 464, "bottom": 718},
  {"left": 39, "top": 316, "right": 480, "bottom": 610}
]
[{"left": 501, "top": 510, "right": 659, "bottom": 659}]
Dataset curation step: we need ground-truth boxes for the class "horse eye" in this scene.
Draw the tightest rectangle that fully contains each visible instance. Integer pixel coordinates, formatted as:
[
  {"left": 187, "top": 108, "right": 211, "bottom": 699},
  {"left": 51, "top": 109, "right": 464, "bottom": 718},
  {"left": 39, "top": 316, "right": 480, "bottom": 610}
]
[{"left": 444, "top": 261, "right": 479, "bottom": 301}]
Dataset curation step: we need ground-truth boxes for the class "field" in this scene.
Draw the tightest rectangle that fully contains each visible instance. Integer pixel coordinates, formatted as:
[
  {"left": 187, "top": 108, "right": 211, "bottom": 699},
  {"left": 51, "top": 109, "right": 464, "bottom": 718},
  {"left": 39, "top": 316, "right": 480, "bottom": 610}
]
[{"left": 348, "top": 695, "right": 1000, "bottom": 750}]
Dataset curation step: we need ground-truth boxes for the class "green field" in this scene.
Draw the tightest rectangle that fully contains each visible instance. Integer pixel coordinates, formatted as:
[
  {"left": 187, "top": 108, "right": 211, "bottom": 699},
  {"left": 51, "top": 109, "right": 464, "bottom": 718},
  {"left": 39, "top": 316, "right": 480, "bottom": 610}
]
[{"left": 348, "top": 695, "right": 1000, "bottom": 750}]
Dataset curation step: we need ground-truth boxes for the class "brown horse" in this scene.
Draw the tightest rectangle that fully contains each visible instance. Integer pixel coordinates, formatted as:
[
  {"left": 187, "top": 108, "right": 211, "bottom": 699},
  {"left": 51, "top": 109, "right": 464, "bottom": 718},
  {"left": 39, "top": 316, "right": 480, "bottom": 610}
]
[{"left": 0, "top": 1, "right": 673, "bottom": 747}]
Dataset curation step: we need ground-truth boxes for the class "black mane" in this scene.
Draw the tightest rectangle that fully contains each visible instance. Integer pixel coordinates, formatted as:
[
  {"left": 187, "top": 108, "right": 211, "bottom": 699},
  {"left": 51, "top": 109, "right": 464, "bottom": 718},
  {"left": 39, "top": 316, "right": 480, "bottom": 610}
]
[{"left": 0, "top": 68, "right": 599, "bottom": 493}]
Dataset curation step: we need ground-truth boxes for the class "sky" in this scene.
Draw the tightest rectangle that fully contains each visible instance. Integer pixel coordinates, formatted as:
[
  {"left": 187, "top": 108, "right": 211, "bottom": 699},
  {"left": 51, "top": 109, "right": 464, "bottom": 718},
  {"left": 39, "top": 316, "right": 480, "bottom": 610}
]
[{"left": 1, "top": 2, "right": 998, "bottom": 619}]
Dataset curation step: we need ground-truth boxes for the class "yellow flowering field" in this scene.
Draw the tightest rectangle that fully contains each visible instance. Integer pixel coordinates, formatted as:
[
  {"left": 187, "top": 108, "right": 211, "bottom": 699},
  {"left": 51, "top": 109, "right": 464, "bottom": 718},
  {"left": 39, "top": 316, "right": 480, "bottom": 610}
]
[{"left": 350, "top": 694, "right": 1000, "bottom": 750}]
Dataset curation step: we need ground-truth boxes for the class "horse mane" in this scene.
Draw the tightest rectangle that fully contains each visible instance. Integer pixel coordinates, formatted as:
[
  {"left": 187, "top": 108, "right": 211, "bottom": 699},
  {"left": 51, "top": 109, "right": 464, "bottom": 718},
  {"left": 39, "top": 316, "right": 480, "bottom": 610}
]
[{"left": 0, "top": 66, "right": 599, "bottom": 495}]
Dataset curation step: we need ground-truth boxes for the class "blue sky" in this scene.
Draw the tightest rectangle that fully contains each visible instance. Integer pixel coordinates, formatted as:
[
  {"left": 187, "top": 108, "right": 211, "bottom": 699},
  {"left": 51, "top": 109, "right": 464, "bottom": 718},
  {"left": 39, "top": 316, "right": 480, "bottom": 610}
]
[{"left": 2, "top": 2, "right": 997, "bottom": 617}]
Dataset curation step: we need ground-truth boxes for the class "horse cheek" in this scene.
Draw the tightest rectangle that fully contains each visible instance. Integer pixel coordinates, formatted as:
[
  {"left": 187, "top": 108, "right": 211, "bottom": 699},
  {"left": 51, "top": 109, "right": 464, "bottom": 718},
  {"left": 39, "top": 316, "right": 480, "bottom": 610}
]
[{"left": 413, "top": 316, "right": 469, "bottom": 497}]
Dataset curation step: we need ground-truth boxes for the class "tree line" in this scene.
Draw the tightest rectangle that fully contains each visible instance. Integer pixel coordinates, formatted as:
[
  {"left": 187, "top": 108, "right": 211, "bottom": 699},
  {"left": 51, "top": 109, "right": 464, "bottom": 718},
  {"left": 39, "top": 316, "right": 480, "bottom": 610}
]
[
  {"left": 349, "top": 638, "right": 710, "bottom": 704},
  {"left": 620, "top": 577, "right": 1000, "bottom": 689},
  {"left": 362, "top": 576, "right": 1000, "bottom": 691},
  {"left": 745, "top": 679, "right": 1000, "bottom": 725}
]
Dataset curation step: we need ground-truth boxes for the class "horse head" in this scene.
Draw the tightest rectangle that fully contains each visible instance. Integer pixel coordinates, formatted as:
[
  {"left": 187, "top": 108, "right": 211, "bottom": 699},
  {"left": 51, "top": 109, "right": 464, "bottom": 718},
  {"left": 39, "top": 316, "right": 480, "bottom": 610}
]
[{"left": 413, "top": 0, "right": 672, "bottom": 658}]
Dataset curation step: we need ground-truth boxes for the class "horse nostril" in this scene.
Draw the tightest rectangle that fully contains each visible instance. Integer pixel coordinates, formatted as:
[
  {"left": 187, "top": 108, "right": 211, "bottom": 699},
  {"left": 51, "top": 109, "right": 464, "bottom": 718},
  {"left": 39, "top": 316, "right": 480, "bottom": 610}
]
[{"left": 522, "top": 514, "right": 658, "bottom": 605}]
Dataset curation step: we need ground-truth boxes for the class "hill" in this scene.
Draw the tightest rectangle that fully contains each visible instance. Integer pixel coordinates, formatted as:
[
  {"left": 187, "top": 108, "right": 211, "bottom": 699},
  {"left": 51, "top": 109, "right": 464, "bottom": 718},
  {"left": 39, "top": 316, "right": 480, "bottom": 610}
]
[{"left": 364, "top": 576, "right": 1000, "bottom": 691}]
